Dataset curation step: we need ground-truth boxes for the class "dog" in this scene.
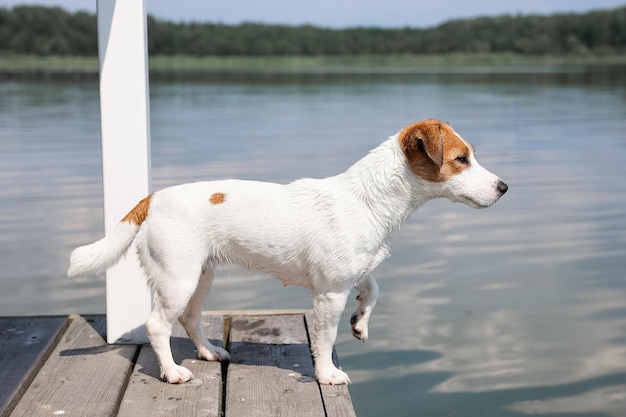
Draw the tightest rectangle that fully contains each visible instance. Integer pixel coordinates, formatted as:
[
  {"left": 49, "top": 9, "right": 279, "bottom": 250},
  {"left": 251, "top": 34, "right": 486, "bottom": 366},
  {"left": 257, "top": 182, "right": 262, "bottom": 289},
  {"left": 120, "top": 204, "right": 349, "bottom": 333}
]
[{"left": 68, "top": 119, "right": 507, "bottom": 385}]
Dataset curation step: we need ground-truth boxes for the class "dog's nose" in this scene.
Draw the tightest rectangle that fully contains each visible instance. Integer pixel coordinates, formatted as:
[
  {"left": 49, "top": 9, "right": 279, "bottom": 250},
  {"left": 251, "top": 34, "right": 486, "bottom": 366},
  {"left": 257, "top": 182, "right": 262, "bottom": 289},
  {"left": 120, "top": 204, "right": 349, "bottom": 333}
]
[{"left": 497, "top": 180, "right": 508, "bottom": 195}]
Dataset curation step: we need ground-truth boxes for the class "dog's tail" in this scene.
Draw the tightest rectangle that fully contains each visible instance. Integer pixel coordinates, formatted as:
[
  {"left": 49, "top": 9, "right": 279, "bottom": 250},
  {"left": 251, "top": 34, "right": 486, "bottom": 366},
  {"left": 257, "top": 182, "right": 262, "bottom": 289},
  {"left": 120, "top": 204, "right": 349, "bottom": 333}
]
[{"left": 68, "top": 194, "right": 153, "bottom": 277}]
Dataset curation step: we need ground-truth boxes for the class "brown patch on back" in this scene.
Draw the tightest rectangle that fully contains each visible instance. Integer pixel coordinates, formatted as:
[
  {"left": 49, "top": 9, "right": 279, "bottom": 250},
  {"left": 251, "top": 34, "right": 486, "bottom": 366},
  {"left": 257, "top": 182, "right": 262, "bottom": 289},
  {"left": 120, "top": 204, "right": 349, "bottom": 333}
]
[
  {"left": 209, "top": 192, "right": 226, "bottom": 205},
  {"left": 398, "top": 119, "right": 472, "bottom": 183},
  {"left": 121, "top": 194, "right": 153, "bottom": 226}
]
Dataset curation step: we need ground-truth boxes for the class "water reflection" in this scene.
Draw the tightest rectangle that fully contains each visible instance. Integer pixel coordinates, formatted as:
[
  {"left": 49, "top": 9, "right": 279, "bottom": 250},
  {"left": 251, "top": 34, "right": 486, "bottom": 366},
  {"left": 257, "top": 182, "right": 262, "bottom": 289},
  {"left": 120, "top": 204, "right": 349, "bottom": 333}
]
[
  {"left": 507, "top": 384, "right": 626, "bottom": 416},
  {"left": 344, "top": 273, "right": 626, "bottom": 415}
]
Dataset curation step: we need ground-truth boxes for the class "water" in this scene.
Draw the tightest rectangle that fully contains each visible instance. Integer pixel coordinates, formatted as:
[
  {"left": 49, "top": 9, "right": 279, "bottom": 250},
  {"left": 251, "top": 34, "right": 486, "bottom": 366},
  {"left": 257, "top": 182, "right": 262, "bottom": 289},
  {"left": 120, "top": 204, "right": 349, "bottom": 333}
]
[{"left": 1, "top": 67, "right": 626, "bottom": 416}]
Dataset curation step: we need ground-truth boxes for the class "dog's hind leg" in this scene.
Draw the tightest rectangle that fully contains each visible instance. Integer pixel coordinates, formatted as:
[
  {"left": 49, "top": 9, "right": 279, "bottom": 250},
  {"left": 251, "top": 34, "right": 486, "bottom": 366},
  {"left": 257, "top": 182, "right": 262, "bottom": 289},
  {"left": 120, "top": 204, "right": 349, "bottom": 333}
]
[
  {"left": 350, "top": 274, "right": 379, "bottom": 342},
  {"left": 178, "top": 267, "right": 230, "bottom": 362},
  {"left": 311, "top": 290, "right": 351, "bottom": 385},
  {"left": 145, "top": 267, "right": 203, "bottom": 384}
]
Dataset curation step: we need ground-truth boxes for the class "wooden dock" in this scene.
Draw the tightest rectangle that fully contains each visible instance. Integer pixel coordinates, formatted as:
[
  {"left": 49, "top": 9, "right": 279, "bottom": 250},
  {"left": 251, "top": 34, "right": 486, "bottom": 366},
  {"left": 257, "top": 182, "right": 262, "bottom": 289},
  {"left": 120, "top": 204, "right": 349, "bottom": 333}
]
[{"left": 0, "top": 311, "right": 356, "bottom": 417}]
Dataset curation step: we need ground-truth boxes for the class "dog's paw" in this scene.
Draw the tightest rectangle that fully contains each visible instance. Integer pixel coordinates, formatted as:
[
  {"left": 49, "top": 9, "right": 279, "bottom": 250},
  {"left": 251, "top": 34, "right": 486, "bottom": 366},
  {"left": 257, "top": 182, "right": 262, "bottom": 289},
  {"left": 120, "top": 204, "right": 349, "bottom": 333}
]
[
  {"left": 163, "top": 365, "right": 194, "bottom": 384},
  {"left": 350, "top": 311, "right": 369, "bottom": 342},
  {"left": 198, "top": 345, "right": 230, "bottom": 361},
  {"left": 317, "top": 366, "right": 351, "bottom": 385}
]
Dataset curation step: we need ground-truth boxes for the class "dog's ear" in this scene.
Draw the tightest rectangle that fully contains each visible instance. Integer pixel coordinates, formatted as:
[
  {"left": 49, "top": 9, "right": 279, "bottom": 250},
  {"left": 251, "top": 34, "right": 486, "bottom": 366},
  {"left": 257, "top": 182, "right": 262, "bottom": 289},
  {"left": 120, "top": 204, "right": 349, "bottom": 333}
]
[{"left": 401, "top": 122, "right": 444, "bottom": 168}]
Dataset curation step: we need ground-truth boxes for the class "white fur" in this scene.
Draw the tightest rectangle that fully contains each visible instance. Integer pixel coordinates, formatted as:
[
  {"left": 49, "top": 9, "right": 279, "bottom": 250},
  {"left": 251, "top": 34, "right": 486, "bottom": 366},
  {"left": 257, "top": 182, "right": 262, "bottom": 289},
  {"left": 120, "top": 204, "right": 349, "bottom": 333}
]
[
  {"left": 68, "top": 222, "right": 138, "bottom": 276},
  {"left": 68, "top": 127, "right": 506, "bottom": 385}
]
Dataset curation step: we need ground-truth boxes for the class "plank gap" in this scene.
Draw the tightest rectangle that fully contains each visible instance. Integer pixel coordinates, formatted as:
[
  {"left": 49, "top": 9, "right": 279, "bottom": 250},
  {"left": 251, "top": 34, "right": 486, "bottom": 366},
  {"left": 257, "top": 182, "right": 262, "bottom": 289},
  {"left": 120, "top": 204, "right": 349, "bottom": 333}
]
[
  {"left": 304, "top": 312, "right": 357, "bottom": 417},
  {"left": 220, "top": 315, "right": 232, "bottom": 417},
  {"left": 301, "top": 313, "right": 331, "bottom": 417},
  {"left": 110, "top": 343, "right": 143, "bottom": 417}
]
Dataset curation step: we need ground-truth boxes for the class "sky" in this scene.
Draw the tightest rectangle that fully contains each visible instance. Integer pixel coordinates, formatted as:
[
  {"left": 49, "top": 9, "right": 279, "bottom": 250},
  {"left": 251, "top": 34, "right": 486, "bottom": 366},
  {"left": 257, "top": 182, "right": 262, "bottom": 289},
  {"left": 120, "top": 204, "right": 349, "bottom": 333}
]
[{"left": 1, "top": 0, "right": 624, "bottom": 28}]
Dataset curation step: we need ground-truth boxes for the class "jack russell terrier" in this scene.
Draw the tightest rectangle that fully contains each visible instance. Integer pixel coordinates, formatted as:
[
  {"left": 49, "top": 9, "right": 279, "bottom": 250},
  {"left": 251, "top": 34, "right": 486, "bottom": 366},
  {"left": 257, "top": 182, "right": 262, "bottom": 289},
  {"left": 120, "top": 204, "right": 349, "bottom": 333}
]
[{"left": 68, "top": 119, "right": 508, "bottom": 385}]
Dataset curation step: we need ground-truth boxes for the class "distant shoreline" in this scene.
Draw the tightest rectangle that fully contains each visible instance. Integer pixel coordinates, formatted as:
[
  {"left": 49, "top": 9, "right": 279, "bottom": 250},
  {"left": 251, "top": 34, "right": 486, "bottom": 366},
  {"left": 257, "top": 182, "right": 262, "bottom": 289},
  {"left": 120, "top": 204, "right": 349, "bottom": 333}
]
[{"left": 1, "top": 53, "right": 626, "bottom": 79}]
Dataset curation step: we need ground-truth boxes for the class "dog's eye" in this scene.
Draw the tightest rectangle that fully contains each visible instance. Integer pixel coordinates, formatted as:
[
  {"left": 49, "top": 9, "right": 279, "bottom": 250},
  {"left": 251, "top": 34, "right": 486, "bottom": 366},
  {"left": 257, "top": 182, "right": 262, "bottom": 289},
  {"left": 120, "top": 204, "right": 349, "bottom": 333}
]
[{"left": 455, "top": 155, "right": 469, "bottom": 164}]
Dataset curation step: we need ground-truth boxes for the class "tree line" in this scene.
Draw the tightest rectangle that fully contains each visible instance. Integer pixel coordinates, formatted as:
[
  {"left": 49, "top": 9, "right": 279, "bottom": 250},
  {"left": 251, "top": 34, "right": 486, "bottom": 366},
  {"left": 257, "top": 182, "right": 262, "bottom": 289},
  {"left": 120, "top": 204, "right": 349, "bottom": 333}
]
[{"left": 0, "top": 5, "right": 625, "bottom": 56}]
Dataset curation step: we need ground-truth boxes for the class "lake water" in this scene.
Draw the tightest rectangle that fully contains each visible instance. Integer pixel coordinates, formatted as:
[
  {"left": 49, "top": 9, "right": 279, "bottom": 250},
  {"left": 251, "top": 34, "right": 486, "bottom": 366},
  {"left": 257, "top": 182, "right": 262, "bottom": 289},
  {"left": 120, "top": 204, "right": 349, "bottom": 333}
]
[{"left": 1, "top": 66, "right": 626, "bottom": 416}]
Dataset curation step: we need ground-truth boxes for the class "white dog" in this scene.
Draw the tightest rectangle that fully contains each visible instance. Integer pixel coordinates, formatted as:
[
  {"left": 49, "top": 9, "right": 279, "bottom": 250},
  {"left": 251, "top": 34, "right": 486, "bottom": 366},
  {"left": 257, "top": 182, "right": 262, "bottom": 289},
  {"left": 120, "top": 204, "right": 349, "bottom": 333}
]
[{"left": 68, "top": 119, "right": 507, "bottom": 385}]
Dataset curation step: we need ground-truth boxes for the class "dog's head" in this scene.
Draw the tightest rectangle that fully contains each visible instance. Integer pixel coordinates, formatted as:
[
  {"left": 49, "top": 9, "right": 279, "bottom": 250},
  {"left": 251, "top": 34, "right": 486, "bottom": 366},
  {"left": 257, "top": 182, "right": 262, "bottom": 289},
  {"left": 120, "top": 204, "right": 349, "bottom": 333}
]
[{"left": 399, "top": 119, "right": 508, "bottom": 208}]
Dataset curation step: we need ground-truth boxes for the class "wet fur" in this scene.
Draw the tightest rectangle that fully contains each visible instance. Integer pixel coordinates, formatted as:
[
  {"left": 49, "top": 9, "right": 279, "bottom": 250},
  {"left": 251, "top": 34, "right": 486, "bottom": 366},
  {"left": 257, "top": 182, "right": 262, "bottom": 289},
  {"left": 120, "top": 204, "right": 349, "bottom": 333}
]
[{"left": 68, "top": 119, "right": 508, "bottom": 385}]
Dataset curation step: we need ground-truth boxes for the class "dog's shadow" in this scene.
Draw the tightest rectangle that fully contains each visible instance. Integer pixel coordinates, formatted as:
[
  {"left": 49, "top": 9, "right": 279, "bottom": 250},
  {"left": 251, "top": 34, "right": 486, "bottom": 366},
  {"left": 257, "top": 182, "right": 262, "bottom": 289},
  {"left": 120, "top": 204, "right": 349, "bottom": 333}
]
[
  {"left": 132, "top": 337, "right": 317, "bottom": 384},
  {"left": 131, "top": 336, "right": 222, "bottom": 382},
  {"left": 57, "top": 315, "right": 317, "bottom": 384},
  {"left": 227, "top": 340, "right": 318, "bottom": 383}
]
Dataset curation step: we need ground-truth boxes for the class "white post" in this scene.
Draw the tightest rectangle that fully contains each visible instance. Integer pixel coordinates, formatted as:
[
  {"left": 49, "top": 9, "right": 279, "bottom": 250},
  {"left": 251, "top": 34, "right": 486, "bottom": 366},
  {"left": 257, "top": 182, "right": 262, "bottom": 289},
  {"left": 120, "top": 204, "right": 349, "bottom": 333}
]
[{"left": 97, "top": 0, "right": 152, "bottom": 344}]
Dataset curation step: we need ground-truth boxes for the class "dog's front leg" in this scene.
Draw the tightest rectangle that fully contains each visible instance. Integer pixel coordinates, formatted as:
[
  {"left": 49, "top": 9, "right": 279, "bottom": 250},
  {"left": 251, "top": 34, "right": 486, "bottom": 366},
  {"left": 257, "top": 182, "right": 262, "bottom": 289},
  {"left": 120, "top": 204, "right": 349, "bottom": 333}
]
[
  {"left": 311, "top": 290, "right": 351, "bottom": 385},
  {"left": 350, "top": 274, "right": 379, "bottom": 342}
]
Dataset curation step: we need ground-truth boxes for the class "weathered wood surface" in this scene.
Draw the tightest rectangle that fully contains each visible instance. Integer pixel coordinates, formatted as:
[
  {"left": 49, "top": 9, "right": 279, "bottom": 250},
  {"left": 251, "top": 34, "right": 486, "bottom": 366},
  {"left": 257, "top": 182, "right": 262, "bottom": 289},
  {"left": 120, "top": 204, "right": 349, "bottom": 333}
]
[
  {"left": 0, "top": 316, "right": 68, "bottom": 417},
  {"left": 117, "top": 315, "right": 224, "bottom": 417},
  {"left": 226, "top": 314, "right": 324, "bottom": 416},
  {"left": 8, "top": 315, "right": 138, "bottom": 417},
  {"left": 1, "top": 312, "right": 356, "bottom": 417}
]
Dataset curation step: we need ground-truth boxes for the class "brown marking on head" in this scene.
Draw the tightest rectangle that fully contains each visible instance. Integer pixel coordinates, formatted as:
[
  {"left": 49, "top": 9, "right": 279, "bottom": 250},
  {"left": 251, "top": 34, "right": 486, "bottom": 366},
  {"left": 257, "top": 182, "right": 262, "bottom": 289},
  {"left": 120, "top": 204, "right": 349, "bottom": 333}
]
[
  {"left": 398, "top": 119, "right": 474, "bottom": 183},
  {"left": 209, "top": 192, "right": 226, "bottom": 205},
  {"left": 121, "top": 194, "right": 153, "bottom": 226}
]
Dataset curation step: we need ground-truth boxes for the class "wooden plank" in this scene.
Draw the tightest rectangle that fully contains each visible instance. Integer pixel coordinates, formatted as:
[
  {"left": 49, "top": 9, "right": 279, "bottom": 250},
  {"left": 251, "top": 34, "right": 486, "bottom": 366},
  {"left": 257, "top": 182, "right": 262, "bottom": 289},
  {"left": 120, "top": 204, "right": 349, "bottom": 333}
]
[
  {"left": 9, "top": 315, "right": 138, "bottom": 417},
  {"left": 97, "top": 0, "right": 152, "bottom": 344},
  {"left": 226, "top": 314, "right": 325, "bottom": 417},
  {"left": 305, "top": 312, "right": 357, "bottom": 417},
  {"left": 0, "top": 317, "right": 67, "bottom": 417},
  {"left": 117, "top": 315, "right": 224, "bottom": 417}
]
